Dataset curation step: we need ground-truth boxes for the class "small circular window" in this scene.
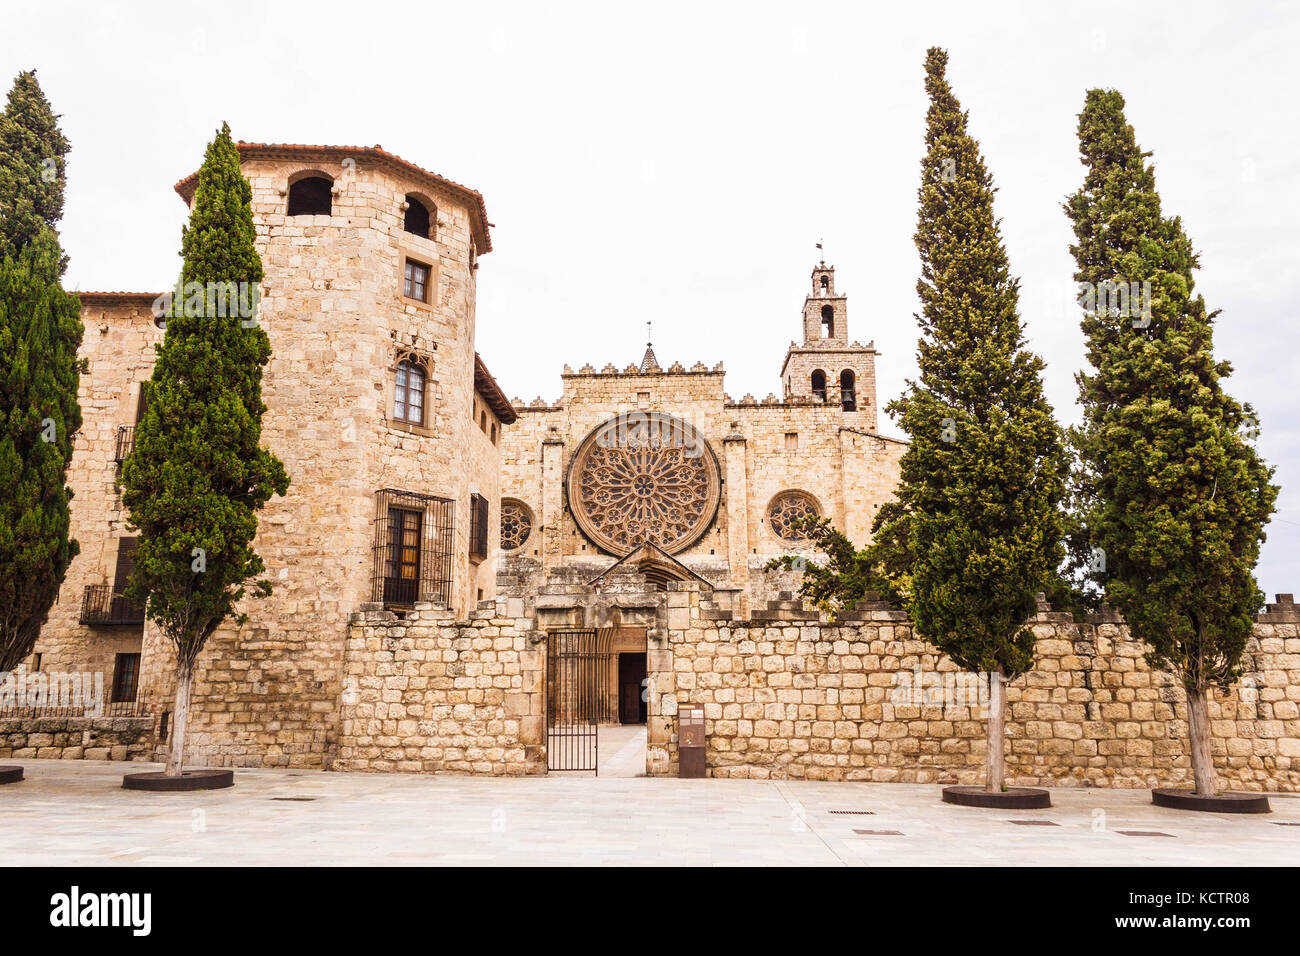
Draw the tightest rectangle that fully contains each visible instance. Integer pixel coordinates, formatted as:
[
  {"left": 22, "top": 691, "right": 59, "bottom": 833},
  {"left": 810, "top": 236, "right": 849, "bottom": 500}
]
[
  {"left": 500, "top": 499, "right": 534, "bottom": 551},
  {"left": 767, "top": 491, "right": 821, "bottom": 541}
]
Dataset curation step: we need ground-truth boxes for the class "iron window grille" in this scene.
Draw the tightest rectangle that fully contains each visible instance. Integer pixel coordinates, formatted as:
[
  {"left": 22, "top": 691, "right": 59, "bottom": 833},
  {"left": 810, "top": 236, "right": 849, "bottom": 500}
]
[
  {"left": 114, "top": 425, "right": 136, "bottom": 462},
  {"left": 371, "top": 489, "right": 454, "bottom": 608},
  {"left": 469, "top": 493, "right": 489, "bottom": 561}
]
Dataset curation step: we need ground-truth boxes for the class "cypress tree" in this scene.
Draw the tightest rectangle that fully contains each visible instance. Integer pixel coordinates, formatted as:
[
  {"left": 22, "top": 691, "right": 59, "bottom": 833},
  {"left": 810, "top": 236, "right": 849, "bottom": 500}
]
[
  {"left": 120, "top": 124, "right": 288, "bottom": 775},
  {"left": 887, "top": 48, "right": 1067, "bottom": 792},
  {"left": 0, "top": 70, "right": 82, "bottom": 673},
  {"left": 1066, "top": 90, "right": 1277, "bottom": 796}
]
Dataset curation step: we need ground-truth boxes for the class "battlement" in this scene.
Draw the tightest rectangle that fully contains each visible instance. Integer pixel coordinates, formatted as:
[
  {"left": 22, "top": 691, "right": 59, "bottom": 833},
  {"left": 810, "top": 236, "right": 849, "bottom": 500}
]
[
  {"left": 560, "top": 360, "right": 725, "bottom": 378},
  {"left": 724, "top": 392, "right": 853, "bottom": 409}
]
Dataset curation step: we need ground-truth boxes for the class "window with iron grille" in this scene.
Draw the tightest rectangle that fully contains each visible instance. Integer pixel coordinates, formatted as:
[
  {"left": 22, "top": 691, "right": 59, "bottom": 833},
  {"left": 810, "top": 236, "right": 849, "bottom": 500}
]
[
  {"left": 111, "top": 653, "right": 140, "bottom": 703},
  {"left": 393, "top": 359, "right": 426, "bottom": 425},
  {"left": 371, "top": 489, "right": 454, "bottom": 608},
  {"left": 469, "top": 493, "right": 489, "bottom": 561},
  {"left": 404, "top": 258, "right": 431, "bottom": 302}
]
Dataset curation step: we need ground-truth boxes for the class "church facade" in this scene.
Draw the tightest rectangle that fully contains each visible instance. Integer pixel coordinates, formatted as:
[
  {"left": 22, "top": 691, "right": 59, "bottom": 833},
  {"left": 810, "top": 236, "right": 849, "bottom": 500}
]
[{"left": 497, "top": 261, "right": 904, "bottom": 612}]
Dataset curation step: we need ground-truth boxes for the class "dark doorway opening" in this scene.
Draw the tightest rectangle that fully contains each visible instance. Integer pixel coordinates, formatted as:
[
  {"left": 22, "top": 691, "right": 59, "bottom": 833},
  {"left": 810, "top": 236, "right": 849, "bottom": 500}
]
[{"left": 618, "top": 652, "right": 647, "bottom": 724}]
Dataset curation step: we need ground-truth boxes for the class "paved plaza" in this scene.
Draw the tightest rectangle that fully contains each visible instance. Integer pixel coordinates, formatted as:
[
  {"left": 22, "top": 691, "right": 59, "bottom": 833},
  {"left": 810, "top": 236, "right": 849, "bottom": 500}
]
[{"left": 2, "top": 758, "right": 1297, "bottom": 866}]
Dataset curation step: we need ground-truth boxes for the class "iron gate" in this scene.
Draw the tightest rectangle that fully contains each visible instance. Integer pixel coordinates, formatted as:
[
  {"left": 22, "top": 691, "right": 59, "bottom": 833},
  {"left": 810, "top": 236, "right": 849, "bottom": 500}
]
[{"left": 546, "top": 628, "right": 613, "bottom": 771}]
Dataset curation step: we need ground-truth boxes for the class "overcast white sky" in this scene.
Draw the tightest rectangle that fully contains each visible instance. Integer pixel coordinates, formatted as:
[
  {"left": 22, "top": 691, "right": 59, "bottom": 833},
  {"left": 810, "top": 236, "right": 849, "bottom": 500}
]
[{"left": 3, "top": 0, "right": 1296, "bottom": 595}]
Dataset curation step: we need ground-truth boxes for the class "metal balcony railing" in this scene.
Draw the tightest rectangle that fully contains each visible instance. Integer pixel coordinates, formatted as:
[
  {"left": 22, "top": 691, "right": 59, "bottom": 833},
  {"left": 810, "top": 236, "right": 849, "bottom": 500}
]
[{"left": 80, "top": 585, "right": 144, "bottom": 626}]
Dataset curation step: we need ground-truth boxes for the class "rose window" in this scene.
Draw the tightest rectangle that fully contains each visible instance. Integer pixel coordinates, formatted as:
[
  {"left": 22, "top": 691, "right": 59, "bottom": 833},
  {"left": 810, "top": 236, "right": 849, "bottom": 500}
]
[
  {"left": 767, "top": 491, "right": 821, "bottom": 541},
  {"left": 500, "top": 499, "right": 534, "bottom": 551},
  {"left": 566, "top": 413, "right": 721, "bottom": 555}
]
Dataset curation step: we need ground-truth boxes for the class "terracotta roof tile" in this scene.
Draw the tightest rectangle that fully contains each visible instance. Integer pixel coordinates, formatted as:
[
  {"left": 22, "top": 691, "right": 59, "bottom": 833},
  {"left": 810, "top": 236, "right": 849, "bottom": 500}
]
[{"left": 78, "top": 291, "right": 163, "bottom": 303}]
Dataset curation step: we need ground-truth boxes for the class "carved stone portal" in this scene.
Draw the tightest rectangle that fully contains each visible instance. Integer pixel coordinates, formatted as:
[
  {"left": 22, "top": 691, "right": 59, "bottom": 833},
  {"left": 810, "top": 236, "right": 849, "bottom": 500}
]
[{"left": 566, "top": 413, "right": 721, "bottom": 555}]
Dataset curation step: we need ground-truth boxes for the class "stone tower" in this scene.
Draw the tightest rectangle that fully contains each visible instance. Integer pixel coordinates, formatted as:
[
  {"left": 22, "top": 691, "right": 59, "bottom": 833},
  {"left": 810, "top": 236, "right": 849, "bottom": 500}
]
[
  {"left": 780, "top": 261, "right": 880, "bottom": 430},
  {"left": 34, "top": 143, "right": 515, "bottom": 770}
]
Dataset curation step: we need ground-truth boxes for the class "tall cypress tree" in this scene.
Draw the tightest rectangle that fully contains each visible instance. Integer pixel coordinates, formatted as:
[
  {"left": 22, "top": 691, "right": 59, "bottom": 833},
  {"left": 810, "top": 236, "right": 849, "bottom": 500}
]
[
  {"left": 120, "top": 124, "right": 288, "bottom": 776},
  {"left": 0, "top": 71, "right": 70, "bottom": 267},
  {"left": 886, "top": 48, "right": 1067, "bottom": 792},
  {"left": 0, "top": 70, "right": 82, "bottom": 673},
  {"left": 1067, "top": 90, "right": 1277, "bottom": 797}
]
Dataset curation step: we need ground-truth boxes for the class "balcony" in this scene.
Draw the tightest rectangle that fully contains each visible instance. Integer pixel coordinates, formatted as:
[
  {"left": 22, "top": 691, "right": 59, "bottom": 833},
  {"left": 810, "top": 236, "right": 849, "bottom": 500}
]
[
  {"left": 114, "top": 425, "right": 135, "bottom": 463},
  {"left": 80, "top": 585, "right": 144, "bottom": 626}
]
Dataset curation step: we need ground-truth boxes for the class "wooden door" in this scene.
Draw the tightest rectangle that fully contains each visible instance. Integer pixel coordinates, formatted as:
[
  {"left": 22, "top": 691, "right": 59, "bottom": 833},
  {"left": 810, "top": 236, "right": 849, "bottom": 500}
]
[{"left": 618, "top": 652, "right": 647, "bottom": 724}]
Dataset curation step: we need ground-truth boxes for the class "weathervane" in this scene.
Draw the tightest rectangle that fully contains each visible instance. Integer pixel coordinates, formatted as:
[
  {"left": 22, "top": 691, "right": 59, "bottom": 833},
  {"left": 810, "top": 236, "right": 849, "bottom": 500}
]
[{"left": 816, "top": 238, "right": 825, "bottom": 265}]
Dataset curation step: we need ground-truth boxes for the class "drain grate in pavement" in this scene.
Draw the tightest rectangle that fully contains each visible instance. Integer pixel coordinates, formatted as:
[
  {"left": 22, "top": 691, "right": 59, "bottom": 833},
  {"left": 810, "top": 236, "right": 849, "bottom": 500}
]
[
  {"left": 828, "top": 810, "right": 875, "bottom": 815},
  {"left": 853, "top": 829, "right": 903, "bottom": 836},
  {"left": 1008, "top": 819, "right": 1059, "bottom": 826},
  {"left": 271, "top": 797, "right": 316, "bottom": 802},
  {"left": 1116, "top": 830, "right": 1175, "bottom": 838}
]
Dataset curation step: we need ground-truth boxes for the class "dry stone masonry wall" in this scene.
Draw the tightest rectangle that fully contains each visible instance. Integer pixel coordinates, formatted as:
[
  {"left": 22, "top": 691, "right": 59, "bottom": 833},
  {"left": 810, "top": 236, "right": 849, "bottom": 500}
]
[
  {"left": 647, "top": 586, "right": 1300, "bottom": 791},
  {"left": 334, "top": 600, "right": 545, "bottom": 775}
]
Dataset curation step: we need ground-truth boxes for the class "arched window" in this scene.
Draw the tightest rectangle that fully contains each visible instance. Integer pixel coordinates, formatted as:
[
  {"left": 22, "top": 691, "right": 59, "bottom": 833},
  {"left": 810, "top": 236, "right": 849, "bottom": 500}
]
[
  {"left": 840, "top": 369, "right": 856, "bottom": 411},
  {"left": 819, "top": 274, "right": 829, "bottom": 292},
  {"left": 821, "top": 304, "right": 834, "bottom": 338},
  {"left": 287, "top": 175, "right": 333, "bottom": 216},
  {"left": 404, "top": 195, "right": 431, "bottom": 238},
  {"left": 394, "top": 359, "right": 426, "bottom": 425},
  {"left": 811, "top": 369, "right": 826, "bottom": 402}
]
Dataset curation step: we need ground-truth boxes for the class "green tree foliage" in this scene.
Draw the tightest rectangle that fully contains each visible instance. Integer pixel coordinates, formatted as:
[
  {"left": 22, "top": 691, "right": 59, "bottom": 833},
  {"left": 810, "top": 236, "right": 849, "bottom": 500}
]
[
  {"left": 887, "top": 47, "right": 1067, "bottom": 679},
  {"left": 0, "top": 70, "right": 71, "bottom": 270},
  {"left": 0, "top": 70, "right": 82, "bottom": 672},
  {"left": 766, "top": 504, "right": 912, "bottom": 615},
  {"left": 1066, "top": 89, "right": 1277, "bottom": 794},
  {"left": 120, "top": 124, "right": 288, "bottom": 773},
  {"left": 891, "top": 48, "right": 1067, "bottom": 791}
]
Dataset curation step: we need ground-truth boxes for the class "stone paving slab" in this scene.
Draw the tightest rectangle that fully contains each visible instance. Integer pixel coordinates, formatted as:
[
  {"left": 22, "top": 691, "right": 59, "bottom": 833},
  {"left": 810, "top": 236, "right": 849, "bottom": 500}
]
[{"left": 0, "top": 760, "right": 1296, "bottom": 866}]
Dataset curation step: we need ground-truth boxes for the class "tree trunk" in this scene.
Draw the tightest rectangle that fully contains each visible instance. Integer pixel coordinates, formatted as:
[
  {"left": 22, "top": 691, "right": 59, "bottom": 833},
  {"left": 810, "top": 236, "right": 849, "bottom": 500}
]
[
  {"left": 1185, "top": 684, "right": 1216, "bottom": 797},
  {"left": 985, "top": 668, "right": 1005, "bottom": 793},
  {"left": 165, "top": 666, "right": 193, "bottom": 777}
]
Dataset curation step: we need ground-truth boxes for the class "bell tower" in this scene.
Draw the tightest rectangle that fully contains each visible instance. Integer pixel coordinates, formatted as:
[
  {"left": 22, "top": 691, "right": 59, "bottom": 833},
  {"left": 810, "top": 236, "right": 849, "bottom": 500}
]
[
  {"left": 802, "top": 261, "right": 848, "bottom": 345},
  {"left": 780, "top": 259, "right": 881, "bottom": 430}
]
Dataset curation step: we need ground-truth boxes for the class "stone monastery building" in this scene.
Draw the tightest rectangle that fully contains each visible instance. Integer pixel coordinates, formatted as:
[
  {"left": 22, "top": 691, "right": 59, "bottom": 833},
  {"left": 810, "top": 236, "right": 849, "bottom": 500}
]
[
  {"left": 26, "top": 143, "right": 906, "bottom": 772},
  {"left": 20, "top": 144, "right": 1295, "bottom": 790}
]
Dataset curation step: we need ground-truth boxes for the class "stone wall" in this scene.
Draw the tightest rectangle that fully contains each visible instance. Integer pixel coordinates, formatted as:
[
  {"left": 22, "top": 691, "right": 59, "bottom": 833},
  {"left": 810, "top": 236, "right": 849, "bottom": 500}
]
[
  {"left": 0, "top": 714, "right": 160, "bottom": 762},
  {"left": 33, "top": 294, "right": 157, "bottom": 681},
  {"left": 649, "top": 586, "right": 1300, "bottom": 792},
  {"left": 333, "top": 600, "right": 545, "bottom": 775}
]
